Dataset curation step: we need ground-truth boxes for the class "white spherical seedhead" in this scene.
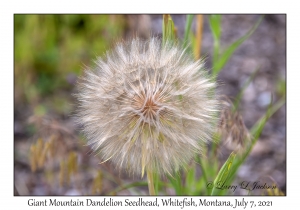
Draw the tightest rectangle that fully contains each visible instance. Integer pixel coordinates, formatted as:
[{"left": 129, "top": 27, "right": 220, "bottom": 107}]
[{"left": 76, "top": 37, "right": 219, "bottom": 177}]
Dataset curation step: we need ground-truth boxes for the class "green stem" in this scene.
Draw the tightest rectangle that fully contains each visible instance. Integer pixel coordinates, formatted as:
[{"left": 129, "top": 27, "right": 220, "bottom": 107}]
[{"left": 147, "top": 170, "right": 156, "bottom": 195}]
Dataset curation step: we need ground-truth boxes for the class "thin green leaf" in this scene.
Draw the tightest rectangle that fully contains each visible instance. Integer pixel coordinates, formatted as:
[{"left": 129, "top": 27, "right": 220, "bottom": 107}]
[
  {"left": 208, "top": 15, "right": 222, "bottom": 41},
  {"left": 195, "top": 156, "right": 209, "bottom": 195},
  {"left": 276, "top": 78, "right": 286, "bottom": 98},
  {"left": 233, "top": 67, "right": 259, "bottom": 111},
  {"left": 183, "top": 15, "right": 194, "bottom": 49},
  {"left": 195, "top": 177, "right": 207, "bottom": 195},
  {"left": 211, "top": 152, "right": 236, "bottom": 195},
  {"left": 185, "top": 164, "right": 196, "bottom": 194},
  {"left": 211, "top": 97, "right": 285, "bottom": 195},
  {"left": 167, "top": 173, "right": 183, "bottom": 195},
  {"left": 153, "top": 172, "right": 159, "bottom": 195},
  {"left": 208, "top": 15, "right": 222, "bottom": 66},
  {"left": 226, "top": 98, "right": 285, "bottom": 186},
  {"left": 162, "top": 14, "right": 175, "bottom": 45},
  {"left": 213, "top": 16, "right": 263, "bottom": 75},
  {"left": 249, "top": 97, "right": 285, "bottom": 140}
]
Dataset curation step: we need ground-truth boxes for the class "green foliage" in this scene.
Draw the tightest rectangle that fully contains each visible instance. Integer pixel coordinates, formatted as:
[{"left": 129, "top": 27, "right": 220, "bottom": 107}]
[
  {"left": 208, "top": 15, "right": 222, "bottom": 66},
  {"left": 14, "top": 14, "right": 125, "bottom": 112},
  {"left": 158, "top": 14, "right": 284, "bottom": 196},
  {"left": 211, "top": 97, "right": 285, "bottom": 195},
  {"left": 183, "top": 15, "right": 194, "bottom": 50},
  {"left": 209, "top": 15, "right": 264, "bottom": 76},
  {"left": 276, "top": 78, "right": 286, "bottom": 98},
  {"left": 233, "top": 67, "right": 259, "bottom": 111},
  {"left": 211, "top": 152, "right": 236, "bottom": 195},
  {"left": 162, "top": 15, "right": 176, "bottom": 44},
  {"left": 167, "top": 173, "right": 183, "bottom": 195}
]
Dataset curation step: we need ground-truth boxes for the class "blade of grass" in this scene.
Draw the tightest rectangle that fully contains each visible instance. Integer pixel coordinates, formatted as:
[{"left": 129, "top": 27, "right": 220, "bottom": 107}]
[
  {"left": 210, "top": 131, "right": 222, "bottom": 166},
  {"left": 195, "top": 156, "right": 209, "bottom": 195},
  {"left": 211, "top": 152, "right": 236, "bottom": 195},
  {"left": 233, "top": 66, "right": 259, "bottom": 112},
  {"left": 213, "top": 16, "right": 264, "bottom": 76},
  {"left": 185, "top": 163, "right": 196, "bottom": 194},
  {"left": 226, "top": 97, "right": 285, "bottom": 187},
  {"left": 167, "top": 173, "right": 183, "bottom": 195},
  {"left": 210, "top": 97, "right": 285, "bottom": 195},
  {"left": 195, "top": 176, "right": 208, "bottom": 195},
  {"left": 153, "top": 172, "right": 159, "bottom": 195},
  {"left": 162, "top": 14, "right": 175, "bottom": 45},
  {"left": 183, "top": 15, "right": 194, "bottom": 49},
  {"left": 208, "top": 15, "right": 222, "bottom": 67}
]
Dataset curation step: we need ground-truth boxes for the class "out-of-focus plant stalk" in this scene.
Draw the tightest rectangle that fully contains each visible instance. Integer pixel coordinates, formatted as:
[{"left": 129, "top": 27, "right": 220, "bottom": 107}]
[
  {"left": 194, "top": 15, "right": 203, "bottom": 60},
  {"left": 147, "top": 171, "right": 156, "bottom": 195}
]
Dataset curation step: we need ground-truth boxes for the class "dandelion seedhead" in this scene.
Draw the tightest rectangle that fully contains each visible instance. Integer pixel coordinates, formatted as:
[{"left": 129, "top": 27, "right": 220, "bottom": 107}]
[{"left": 76, "top": 37, "right": 219, "bottom": 177}]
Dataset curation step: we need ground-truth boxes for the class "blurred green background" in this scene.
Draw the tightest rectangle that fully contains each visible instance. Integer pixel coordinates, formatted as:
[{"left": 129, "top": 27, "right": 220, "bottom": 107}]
[
  {"left": 14, "top": 15, "right": 129, "bottom": 195},
  {"left": 14, "top": 15, "right": 125, "bottom": 117}
]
